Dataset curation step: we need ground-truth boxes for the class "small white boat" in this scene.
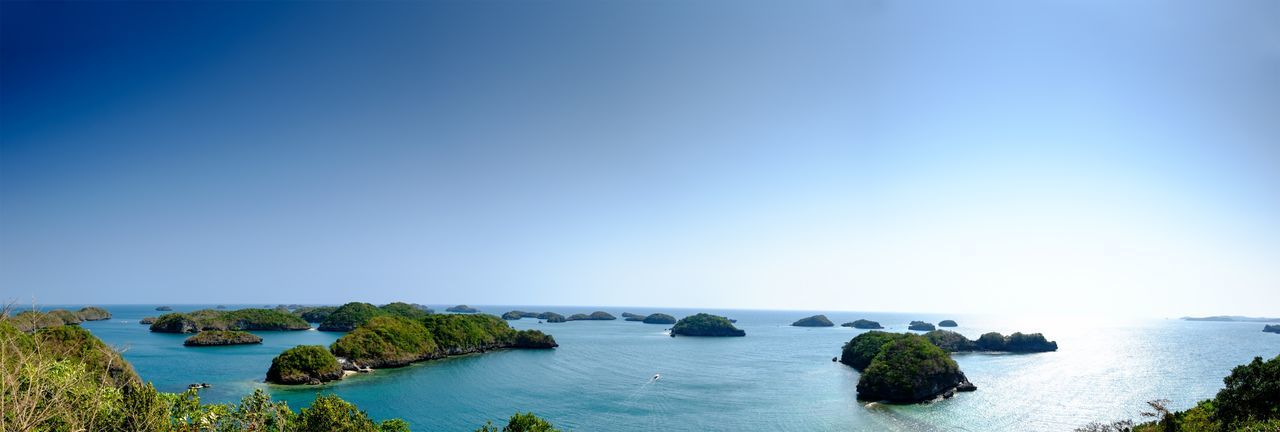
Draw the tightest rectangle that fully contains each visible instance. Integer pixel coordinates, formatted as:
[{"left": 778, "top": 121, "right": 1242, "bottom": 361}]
[{"left": 653, "top": 374, "right": 661, "bottom": 380}]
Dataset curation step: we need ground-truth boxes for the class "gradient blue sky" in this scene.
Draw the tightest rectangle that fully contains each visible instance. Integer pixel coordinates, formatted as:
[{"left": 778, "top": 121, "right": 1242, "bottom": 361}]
[{"left": 2, "top": 0, "right": 1277, "bottom": 316}]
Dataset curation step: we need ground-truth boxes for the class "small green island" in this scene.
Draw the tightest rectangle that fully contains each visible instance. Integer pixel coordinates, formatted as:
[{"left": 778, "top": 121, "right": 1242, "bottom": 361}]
[
  {"left": 150, "top": 308, "right": 310, "bottom": 333},
  {"left": 670, "top": 313, "right": 745, "bottom": 337},
  {"left": 938, "top": 320, "right": 958, "bottom": 327},
  {"left": 792, "top": 315, "right": 835, "bottom": 327},
  {"left": 642, "top": 313, "right": 677, "bottom": 324},
  {"left": 139, "top": 316, "right": 156, "bottom": 325},
  {"left": 269, "top": 312, "right": 558, "bottom": 384},
  {"left": 502, "top": 310, "right": 541, "bottom": 320},
  {"left": 908, "top": 320, "right": 936, "bottom": 331},
  {"left": 267, "top": 345, "right": 344, "bottom": 385},
  {"left": 842, "top": 319, "right": 884, "bottom": 329},
  {"left": 622, "top": 312, "right": 645, "bottom": 321},
  {"left": 184, "top": 330, "right": 263, "bottom": 346},
  {"left": 567, "top": 311, "right": 616, "bottom": 321},
  {"left": 446, "top": 305, "right": 479, "bottom": 313},
  {"left": 540, "top": 312, "right": 566, "bottom": 323},
  {"left": 156, "top": 306, "right": 173, "bottom": 311},
  {"left": 1263, "top": 324, "right": 1279, "bottom": 334},
  {"left": 840, "top": 331, "right": 975, "bottom": 403}
]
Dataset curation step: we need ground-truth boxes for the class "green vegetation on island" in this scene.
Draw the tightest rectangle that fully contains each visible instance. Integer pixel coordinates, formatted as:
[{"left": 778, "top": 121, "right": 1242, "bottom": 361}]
[
  {"left": 1078, "top": 354, "right": 1280, "bottom": 432},
  {"left": 908, "top": 321, "right": 936, "bottom": 331},
  {"left": 446, "top": 305, "right": 479, "bottom": 313},
  {"left": 156, "top": 306, "right": 173, "bottom": 311},
  {"left": 671, "top": 313, "right": 745, "bottom": 337},
  {"left": 539, "top": 312, "right": 566, "bottom": 323},
  {"left": 567, "top": 311, "right": 616, "bottom": 321},
  {"left": 267, "top": 345, "right": 343, "bottom": 385},
  {"left": 76, "top": 306, "right": 112, "bottom": 321},
  {"left": 1264, "top": 325, "right": 1279, "bottom": 334},
  {"left": 842, "top": 319, "right": 884, "bottom": 329},
  {"left": 622, "top": 312, "right": 645, "bottom": 321},
  {"left": 139, "top": 316, "right": 156, "bottom": 325},
  {"left": 792, "top": 315, "right": 834, "bottom": 327},
  {"left": 294, "top": 306, "right": 339, "bottom": 323},
  {"left": 975, "top": 331, "right": 1058, "bottom": 352},
  {"left": 46, "top": 309, "right": 84, "bottom": 325},
  {"left": 938, "top": 320, "right": 958, "bottom": 327},
  {"left": 840, "top": 331, "right": 975, "bottom": 403},
  {"left": 184, "top": 330, "right": 263, "bottom": 347},
  {"left": 322, "top": 313, "right": 557, "bottom": 374},
  {"left": 919, "top": 330, "right": 1058, "bottom": 353},
  {"left": 318, "top": 302, "right": 433, "bottom": 332},
  {"left": 502, "top": 311, "right": 537, "bottom": 320},
  {"left": 642, "top": 313, "right": 677, "bottom": 324},
  {"left": 150, "top": 308, "right": 310, "bottom": 333}
]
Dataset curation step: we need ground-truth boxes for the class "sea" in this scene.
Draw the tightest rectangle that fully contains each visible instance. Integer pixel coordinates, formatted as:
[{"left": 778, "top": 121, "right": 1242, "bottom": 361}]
[{"left": 33, "top": 304, "right": 1280, "bottom": 431}]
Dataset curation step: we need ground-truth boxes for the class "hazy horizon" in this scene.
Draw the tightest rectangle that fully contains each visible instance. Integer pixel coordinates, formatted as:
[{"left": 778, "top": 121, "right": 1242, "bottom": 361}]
[{"left": 3, "top": 0, "right": 1278, "bottom": 316}]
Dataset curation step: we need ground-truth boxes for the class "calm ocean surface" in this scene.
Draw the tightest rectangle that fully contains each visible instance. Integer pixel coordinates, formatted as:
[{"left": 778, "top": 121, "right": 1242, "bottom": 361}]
[{"left": 40, "top": 304, "right": 1280, "bottom": 431}]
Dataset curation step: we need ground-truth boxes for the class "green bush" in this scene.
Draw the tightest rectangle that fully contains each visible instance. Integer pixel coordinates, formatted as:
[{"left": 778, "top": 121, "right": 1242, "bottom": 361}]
[{"left": 475, "top": 412, "right": 561, "bottom": 432}]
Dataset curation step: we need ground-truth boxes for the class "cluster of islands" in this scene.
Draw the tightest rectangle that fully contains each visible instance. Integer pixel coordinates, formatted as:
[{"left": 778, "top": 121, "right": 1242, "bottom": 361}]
[{"left": 12, "top": 306, "right": 1268, "bottom": 406}]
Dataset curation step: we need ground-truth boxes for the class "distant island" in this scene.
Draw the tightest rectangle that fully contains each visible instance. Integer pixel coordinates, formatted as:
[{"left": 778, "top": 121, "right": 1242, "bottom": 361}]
[
  {"left": 294, "top": 306, "right": 338, "bottom": 323},
  {"left": 839, "top": 331, "right": 975, "bottom": 403},
  {"left": 150, "top": 309, "right": 309, "bottom": 333},
  {"left": 1181, "top": 316, "right": 1280, "bottom": 323},
  {"left": 938, "top": 320, "right": 958, "bottom": 327},
  {"left": 908, "top": 321, "right": 936, "bottom": 331},
  {"left": 642, "top": 313, "right": 677, "bottom": 324},
  {"left": 842, "top": 319, "right": 884, "bottom": 329},
  {"left": 670, "top": 313, "right": 745, "bottom": 337},
  {"left": 155, "top": 306, "right": 173, "bottom": 311},
  {"left": 792, "top": 315, "right": 835, "bottom": 327},
  {"left": 138, "top": 316, "right": 155, "bottom": 325},
  {"left": 622, "top": 312, "right": 646, "bottom": 321},
  {"left": 269, "top": 312, "right": 557, "bottom": 384},
  {"left": 446, "top": 305, "right": 479, "bottom": 313},
  {"left": 184, "top": 330, "right": 263, "bottom": 346},
  {"left": 1265, "top": 325, "right": 1279, "bottom": 334},
  {"left": 7, "top": 307, "right": 112, "bottom": 332},
  {"left": 540, "top": 312, "right": 566, "bottom": 323},
  {"left": 921, "top": 330, "right": 1058, "bottom": 353},
  {"left": 567, "top": 311, "right": 616, "bottom": 321},
  {"left": 501, "top": 310, "right": 541, "bottom": 320}
]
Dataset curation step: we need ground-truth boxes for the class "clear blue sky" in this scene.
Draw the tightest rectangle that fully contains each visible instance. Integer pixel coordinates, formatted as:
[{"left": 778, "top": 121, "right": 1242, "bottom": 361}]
[{"left": 2, "top": 0, "right": 1277, "bottom": 316}]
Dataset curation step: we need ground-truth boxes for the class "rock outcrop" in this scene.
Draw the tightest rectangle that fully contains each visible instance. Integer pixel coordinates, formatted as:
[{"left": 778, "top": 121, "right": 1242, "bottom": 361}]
[
  {"left": 1265, "top": 325, "right": 1280, "bottom": 334},
  {"left": 938, "top": 320, "right": 958, "bottom": 327},
  {"left": 841, "top": 332, "right": 975, "bottom": 403},
  {"left": 908, "top": 321, "right": 936, "bottom": 331}
]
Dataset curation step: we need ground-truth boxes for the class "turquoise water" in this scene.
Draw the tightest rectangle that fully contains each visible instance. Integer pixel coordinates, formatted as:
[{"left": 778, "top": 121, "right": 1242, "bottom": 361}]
[{"left": 44, "top": 304, "right": 1280, "bottom": 431}]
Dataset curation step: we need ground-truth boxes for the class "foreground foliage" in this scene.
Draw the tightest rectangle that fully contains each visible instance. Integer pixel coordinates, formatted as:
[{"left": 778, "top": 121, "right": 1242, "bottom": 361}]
[
  {"left": 1, "top": 316, "right": 556, "bottom": 431},
  {"left": 1078, "top": 354, "right": 1280, "bottom": 432}
]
